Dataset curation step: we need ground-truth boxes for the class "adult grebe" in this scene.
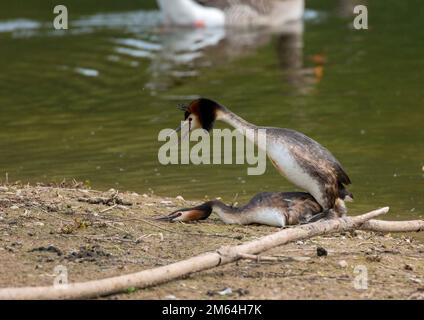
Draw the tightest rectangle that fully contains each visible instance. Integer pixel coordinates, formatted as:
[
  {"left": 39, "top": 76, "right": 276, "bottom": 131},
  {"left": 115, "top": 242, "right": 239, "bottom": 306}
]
[
  {"left": 156, "top": 191, "right": 344, "bottom": 227},
  {"left": 156, "top": 0, "right": 304, "bottom": 27},
  {"left": 175, "top": 98, "right": 353, "bottom": 219}
]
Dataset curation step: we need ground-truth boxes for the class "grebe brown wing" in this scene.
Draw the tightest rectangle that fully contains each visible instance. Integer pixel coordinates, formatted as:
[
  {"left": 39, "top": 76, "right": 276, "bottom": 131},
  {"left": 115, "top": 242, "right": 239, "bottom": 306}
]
[
  {"left": 240, "top": 191, "right": 323, "bottom": 225},
  {"left": 267, "top": 127, "right": 352, "bottom": 209}
]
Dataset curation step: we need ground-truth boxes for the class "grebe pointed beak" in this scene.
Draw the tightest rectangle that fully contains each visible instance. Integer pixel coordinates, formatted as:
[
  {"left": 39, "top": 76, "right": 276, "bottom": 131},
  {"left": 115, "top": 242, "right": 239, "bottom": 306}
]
[
  {"left": 156, "top": 204, "right": 212, "bottom": 222},
  {"left": 155, "top": 210, "right": 183, "bottom": 222},
  {"left": 175, "top": 119, "right": 191, "bottom": 141}
]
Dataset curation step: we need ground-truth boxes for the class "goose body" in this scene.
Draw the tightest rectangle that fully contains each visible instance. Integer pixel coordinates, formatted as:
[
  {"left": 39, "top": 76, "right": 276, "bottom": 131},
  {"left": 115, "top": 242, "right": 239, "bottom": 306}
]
[
  {"left": 157, "top": 191, "right": 325, "bottom": 227},
  {"left": 157, "top": 0, "right": 304, "bottom": 27},
  {"left": 176, "top": 98, "right": 353, "bottom": 217}
]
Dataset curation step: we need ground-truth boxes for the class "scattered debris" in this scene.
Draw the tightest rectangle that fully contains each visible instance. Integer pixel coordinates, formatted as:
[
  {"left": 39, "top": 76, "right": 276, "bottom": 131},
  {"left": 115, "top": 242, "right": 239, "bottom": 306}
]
[
  {"left": 317, "top": 247, "right": 328, "bottom": 257},
  {"left": 78, "top": 193, "right": 132, "bottom": 206},
  {"left": 409, "top": 277, "right": 422, "bottom": 284},
  {"left": 207, "top": 287, "right": 249, "bottom": 297},
  {"left": 65, "top": 245, "right": 111, "bottom": 262},
  {"left": 366, "top": 254, "right": 382, "bottom": 262},
  {"left": 30, "top": 245, "right": 62, "bottom": 256},
  {"left": 404, "top": 264, "right": 414, "bottom": 271}
]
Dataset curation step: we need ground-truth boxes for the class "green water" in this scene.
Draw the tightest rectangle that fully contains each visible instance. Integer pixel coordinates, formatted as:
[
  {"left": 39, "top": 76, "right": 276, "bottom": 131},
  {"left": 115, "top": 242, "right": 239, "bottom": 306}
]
[{"left": 0, "top": 0, "right": 423, "bottom": 220}]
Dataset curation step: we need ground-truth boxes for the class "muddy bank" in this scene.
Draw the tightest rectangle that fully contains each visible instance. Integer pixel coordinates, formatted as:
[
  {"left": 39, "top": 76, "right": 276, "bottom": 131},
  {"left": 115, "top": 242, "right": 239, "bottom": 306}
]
[{"left": 0, "top": 183, "right": 423, "bottom": 299}]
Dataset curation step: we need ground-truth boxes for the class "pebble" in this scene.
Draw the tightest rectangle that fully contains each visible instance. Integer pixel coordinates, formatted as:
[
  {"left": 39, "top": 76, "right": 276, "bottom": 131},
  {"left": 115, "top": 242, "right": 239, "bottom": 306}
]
[
  {"left": 317, "top": 247, "right": 328, "bottom": 257},
  {"left": 404, "top": 264, "right": 413, "bottom": 271},
  {"left": 410, "top": 277, "right": 422, "bottom": 284},
  {"left": 338, "top": 260, "right": 348, "bottom": 268},
  {"left": 218, "top": 288, "right": 233, "bottom": 296},
  {"left": 164, "top": 295, "right": 177, "bottom": 300},
  {"left": 175, "top": 195, "right": 184, "bottom": 201},
  {"left": 10, "top": 205, "right": 19, "bottom": 210},
  {"left": 0, "top": 186, "right": 8, "bottom": 192}
]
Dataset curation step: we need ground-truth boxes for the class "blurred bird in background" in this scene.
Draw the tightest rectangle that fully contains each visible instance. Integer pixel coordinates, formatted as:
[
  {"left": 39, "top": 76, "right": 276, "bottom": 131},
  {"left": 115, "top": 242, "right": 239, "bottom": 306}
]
[{"left": 156, "top": 0, "right": 304, "bottom": 27}]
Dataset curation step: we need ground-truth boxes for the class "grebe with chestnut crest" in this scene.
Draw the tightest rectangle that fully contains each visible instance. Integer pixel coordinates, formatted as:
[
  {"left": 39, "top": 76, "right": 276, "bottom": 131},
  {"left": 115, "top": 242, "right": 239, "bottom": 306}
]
[{"left": 174, "top": 98, "right": 353, "bottom": 220}]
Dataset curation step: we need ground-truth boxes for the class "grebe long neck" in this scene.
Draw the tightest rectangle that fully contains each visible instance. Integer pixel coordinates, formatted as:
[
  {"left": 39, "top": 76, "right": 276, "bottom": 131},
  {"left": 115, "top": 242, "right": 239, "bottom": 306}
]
[
  {"left": 218, "top": 109, "right": 257, "bottom": 133},
  {"left": 217, "top": 108, "right": 266, "bottom": 153},
  {"left": 209, "top": 200, "right": 247, "bottom": 225}
]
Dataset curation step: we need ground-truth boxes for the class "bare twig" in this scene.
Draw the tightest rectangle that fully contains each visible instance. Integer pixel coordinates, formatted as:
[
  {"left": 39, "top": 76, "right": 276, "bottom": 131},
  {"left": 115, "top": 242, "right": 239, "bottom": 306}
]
[{"left": 109, "top": 215, "right": 242, "bottom": 240}]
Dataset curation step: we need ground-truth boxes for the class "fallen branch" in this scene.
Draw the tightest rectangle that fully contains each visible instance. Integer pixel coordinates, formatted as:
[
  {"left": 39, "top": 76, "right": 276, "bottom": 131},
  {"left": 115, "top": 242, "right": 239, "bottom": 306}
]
[
  {"left": 0, "top": 206, "right": 388, "bottom": 300},
  {"left": 360, "top": 219, "right": 424, "bottom": 233}
]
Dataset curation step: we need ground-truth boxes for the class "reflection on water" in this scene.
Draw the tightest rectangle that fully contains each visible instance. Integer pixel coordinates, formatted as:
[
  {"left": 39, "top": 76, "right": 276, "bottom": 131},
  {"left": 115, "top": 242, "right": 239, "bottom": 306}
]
[
  {"left": 0, "top": 10, "right": 160, "bottom": 38},
  {"left": 0, "top": 2, "right": 423, "bottom": 222},
  {"left": 0, "top": 8, "right": 317, "bottom": 94}
]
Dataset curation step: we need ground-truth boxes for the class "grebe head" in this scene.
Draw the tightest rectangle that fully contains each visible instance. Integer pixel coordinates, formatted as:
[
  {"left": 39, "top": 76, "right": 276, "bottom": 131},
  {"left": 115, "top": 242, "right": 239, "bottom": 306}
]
[
  {"left": 176, "top": 98, "right": 224, "bottom": 133},
  {"left": 156, "top": 202, "right": 213, "bottom": 222}
]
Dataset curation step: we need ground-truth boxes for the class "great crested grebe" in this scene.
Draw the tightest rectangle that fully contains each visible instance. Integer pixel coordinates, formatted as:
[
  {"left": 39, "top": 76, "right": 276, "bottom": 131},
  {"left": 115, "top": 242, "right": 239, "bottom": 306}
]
[
  {"left": 156, "top": 191, "right": 342, "bottom": 227},
  {"left": 156, "top": 0, "right": 304, "bottom": 27},
  {"left": 175, "top": 98, "right": 353, "bottom": 220}
]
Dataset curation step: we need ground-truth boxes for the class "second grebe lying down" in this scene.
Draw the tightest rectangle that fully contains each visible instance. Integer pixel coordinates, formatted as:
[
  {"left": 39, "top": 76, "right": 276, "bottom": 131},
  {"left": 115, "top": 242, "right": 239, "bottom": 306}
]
[
  {"left": 175, "top": 98, "right": 353, "bottom": 220},
  {"left": 157, "top": 191, "right": 348, "bottom": 227}
]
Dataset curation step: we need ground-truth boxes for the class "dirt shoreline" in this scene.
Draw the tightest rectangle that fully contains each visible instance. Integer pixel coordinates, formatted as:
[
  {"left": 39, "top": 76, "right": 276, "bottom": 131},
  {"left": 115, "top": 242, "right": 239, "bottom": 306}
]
[{"left": 0, "top": 183, "right": 423, "bottom": 299}]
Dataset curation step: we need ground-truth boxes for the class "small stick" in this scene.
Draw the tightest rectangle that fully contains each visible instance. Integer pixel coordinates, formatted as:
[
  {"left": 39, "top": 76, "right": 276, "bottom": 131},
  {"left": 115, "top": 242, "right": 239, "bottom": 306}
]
[
  {"left": 114, "top": 215, "right": 241, "bottom": 240},
  {"left": 100, "top": 204, "right": 118, "bottom": 213}
]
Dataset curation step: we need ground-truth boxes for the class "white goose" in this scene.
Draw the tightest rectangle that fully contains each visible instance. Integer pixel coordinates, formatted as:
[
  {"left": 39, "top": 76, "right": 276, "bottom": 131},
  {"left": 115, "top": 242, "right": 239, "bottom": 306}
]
[{"left": 156, "top": 0, "right": 304, "bottom": 27}]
